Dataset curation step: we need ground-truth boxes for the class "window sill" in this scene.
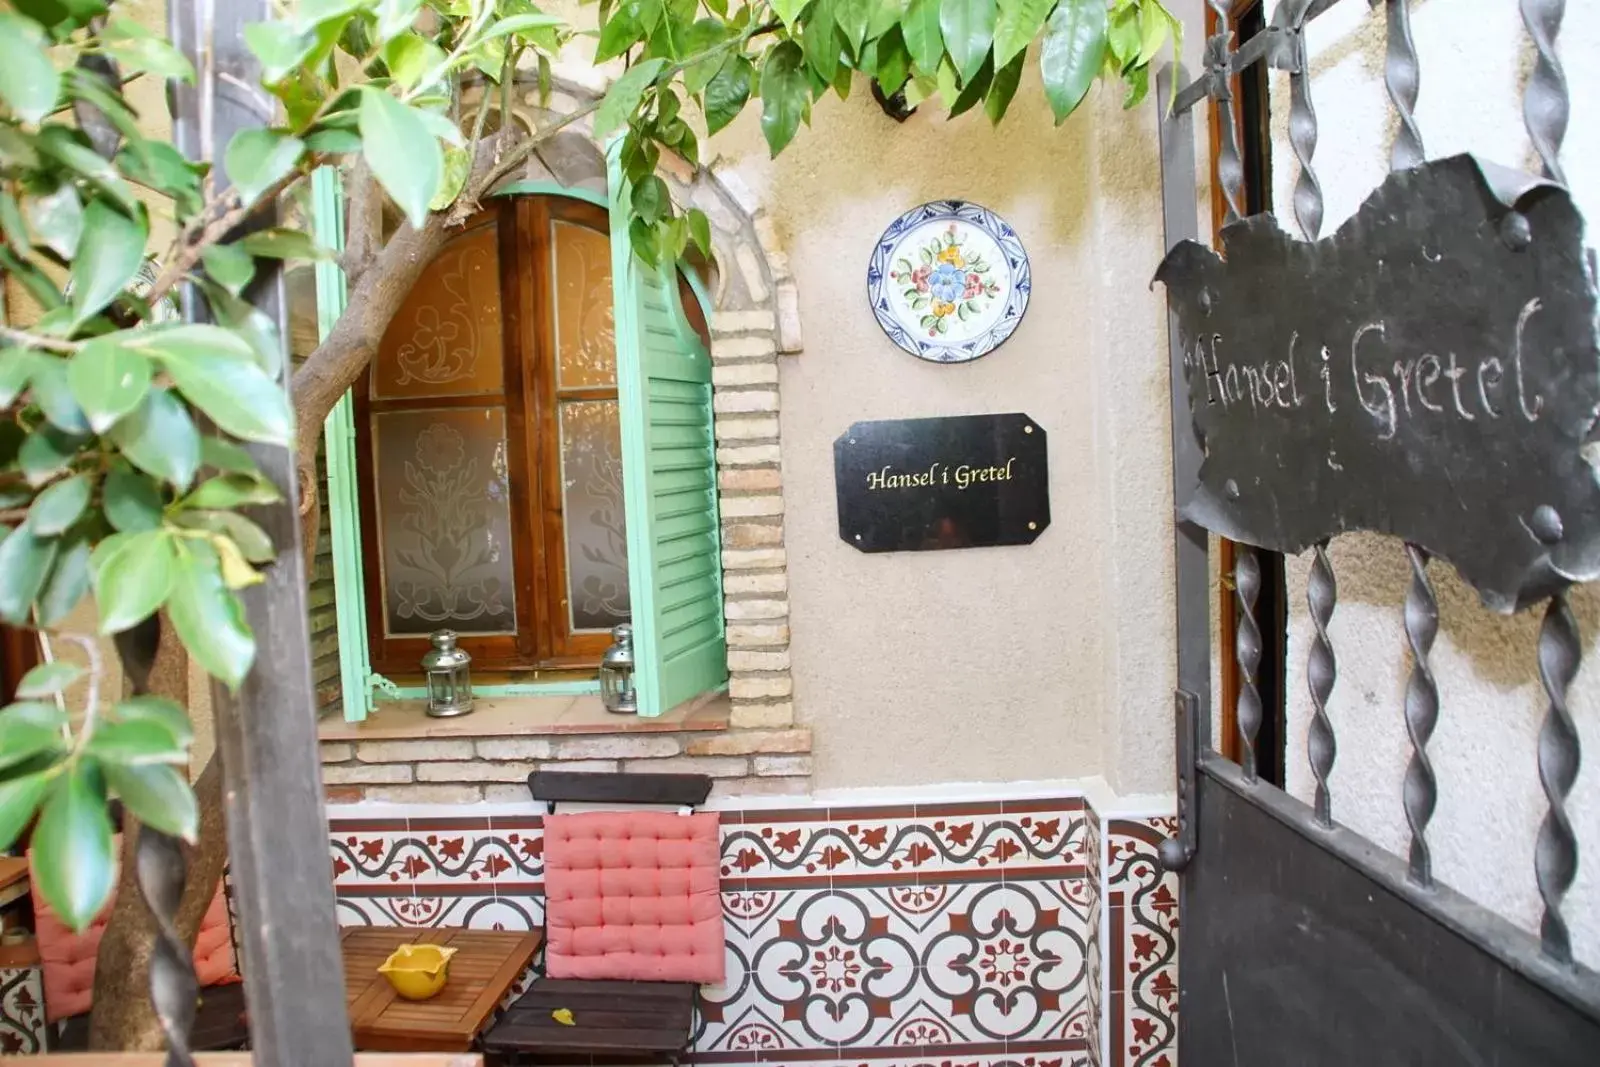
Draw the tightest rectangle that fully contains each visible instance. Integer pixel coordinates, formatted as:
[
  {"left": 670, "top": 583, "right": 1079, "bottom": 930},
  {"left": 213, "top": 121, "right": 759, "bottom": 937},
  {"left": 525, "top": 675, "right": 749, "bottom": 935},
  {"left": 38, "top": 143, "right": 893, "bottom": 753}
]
[{"left": 317, "top": 691, "right": 730, "bottom": 743}]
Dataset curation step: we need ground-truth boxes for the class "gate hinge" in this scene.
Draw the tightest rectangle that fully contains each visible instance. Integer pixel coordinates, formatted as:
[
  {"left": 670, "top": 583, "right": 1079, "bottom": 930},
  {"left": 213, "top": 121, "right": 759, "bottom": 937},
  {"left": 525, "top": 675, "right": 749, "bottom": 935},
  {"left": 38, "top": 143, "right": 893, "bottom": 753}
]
[{"left": 1159, "top": 688, "right": 1200, "bottom": 873}]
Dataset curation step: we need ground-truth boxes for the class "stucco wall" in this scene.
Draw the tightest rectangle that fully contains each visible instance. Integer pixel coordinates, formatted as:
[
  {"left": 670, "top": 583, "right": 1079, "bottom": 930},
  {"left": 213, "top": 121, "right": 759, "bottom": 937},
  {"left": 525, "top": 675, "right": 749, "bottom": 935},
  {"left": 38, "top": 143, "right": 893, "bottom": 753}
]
[
  {"left": 1268, "top": 1, "right": 1600, "bottom": 967},
  {"left": 706, "top": 4, "right": 1204, "bottom": 793}
]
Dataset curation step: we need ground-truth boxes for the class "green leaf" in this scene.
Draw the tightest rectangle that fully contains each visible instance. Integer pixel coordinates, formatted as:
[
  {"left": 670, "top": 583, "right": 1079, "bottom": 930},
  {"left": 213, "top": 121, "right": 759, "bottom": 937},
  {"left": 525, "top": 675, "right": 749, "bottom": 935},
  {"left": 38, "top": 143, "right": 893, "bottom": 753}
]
[
  {"left": 986, "top": 45, "right": 1024, "bottom": 123},
  {"left": 704, "top": 55, "right": 754, "bottom": 136},
  {"left": 1123, "top": 60, "right": 1149, "bottom": 109},
  {"left": 939, "top": 0, "right": 996, "bottom": 83},
  {"left": 86, "top": 719, "right": 187, "bottom": 766},
  {"left": 948, "top": 52, "right": 992, "bottom": 116},
  {"left": 184, "top": 473, "right": 281, "bottom": 510},
  {"left": 103, "top": 762, "right": 197, "bottom": 842},
  {"left": 92, "top": 528, "right": 176, "bottom": 633},
  {"left": 101, "top": 16, "right": 195, "bottom": 83},
  {"left": 115, "top": 141, "right": 205, "bottom": 219},
  {"left": 0, "top": 702, "right": 67, "bottom": 772},
  {"left": 303, "top": 128, "right": 363, "bottom": 154},
  {"left": 0, "top": 350, "right": 37, "bottom": 409},
  {"left": 113, "top": 696, "right": 194, "bottom": 748},
  {"left": 108, "top": 388, "right": 201, "bottom": 490},
  {"left": 482, "top": 11, "right": 566, "bottom": 38},
  {"left": 0, "top": 773, "right": 51, "bottom": 853},
  {"left": 1136, "top": 0, "right": 1169, "bottom": 66},
  {"left": 875, "top": 26, "right": 912, "bottom": 95},
  {"left": 594, "top": 9, "right": 644, "bottom": 63},
  {"left": 200, "top": 437, "right": 261, "bottom": 477},
  {"left": 168, "top": 539, "right": 255, "bottom": 690},
  {"left": 36, "top": 533, "right": 91, "bottom": 626},
  {"left": 992, "top": 0, "right": 1051, "bottom": 70},
  {"left": 29, "top": 357, "right": 89, "bottom": 434},
  {"left": 593, "top": 58, "right": 665, "bottom": 141},
  {"left": 632, "top": 176, "right": 670, "bottom": 225},
  {"left": 103, "top": 465, "right": 163, "bottom": 533},
  {"left": 759, "top": 42, "right": 810, "bottom": 157},
  {"left": 0, "top": 13, "right": 62, "bottom": 124},
  {"left": 27, "top": 475, "right": 92, "bottom": 537},
  {"left": 800, "top": 0, "right": 839, "bottom": 81},
  {"left": 175, "top": 509, "right": 275, "bottom": 563},
  {"left": 68, "top": 338, "right": 151, "bottom": 433},
  {"left": 16, "top": 662, "right": 84, "bottom": 699},
  {"left": 410, "top": 107, "right": 465, "bottom": 148},
  {"left": 358, "top": 88, "right": 442, "bottom": 229},
  {"left": 32, "top": 763, "right": 115, "bottom": 932},
  {"left": 1040, "top": 0, "right": 1107, "bottom": 124},
  {"left": 24, "top": 184, "right": 82, "bottom": 260},
  {"left": 137, "top": 327, "right": 293, "bottom": 447},
  {"left": 771, "top": 0, "right": 812, "bottom": 28},
  {"left": 18, "top": 427, "right": 86, "bottom": 487},
  {"left": 375, "top": 0, "right": 424, "bottom": 41},
  {"left": 0, "top": 527, "right": 56, "bottom": 624},
  {"left": 245, "top": 21, "right": 316, "bottom": 84},
  {"left": 383, "top": 32, "right": 447, "bottom": 90},
  {"left": 431, "top": 144, "right": 471, "bottom": 212},
  {"left": 37, "top": 127, "right": 138, "bottom": 216},
  {"left": 902, "top": 0, "right": 944, "bottom": 73},
  {"left": 194, "top": 281, "right": 283, "bottom": 377},
  {"left": 71, "top": 201, "right": 147, "bottom": 327},
  {"left": 687, "top": 208, "right": 712, "bottom": 258},
  {"left": 1106, "top": 2, "right": 1138, "bottom": 68},
  {"left": 200, "top": 244, "right": 255, "bottom": 296},
  {"left": 224, "top": 129, "right": 305, "bottom": 208}
]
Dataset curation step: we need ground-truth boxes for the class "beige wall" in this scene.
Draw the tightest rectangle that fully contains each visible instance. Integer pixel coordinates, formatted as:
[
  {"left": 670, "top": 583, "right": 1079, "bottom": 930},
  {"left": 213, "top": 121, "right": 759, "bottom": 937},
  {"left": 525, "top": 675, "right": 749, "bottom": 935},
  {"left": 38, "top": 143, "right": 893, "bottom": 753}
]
[
  {"left": 1268, "top": 1, "right": 1600, "bottom": 968},
  {"left": 705, "top": 6, "right": 1204, "bottom": 793}
]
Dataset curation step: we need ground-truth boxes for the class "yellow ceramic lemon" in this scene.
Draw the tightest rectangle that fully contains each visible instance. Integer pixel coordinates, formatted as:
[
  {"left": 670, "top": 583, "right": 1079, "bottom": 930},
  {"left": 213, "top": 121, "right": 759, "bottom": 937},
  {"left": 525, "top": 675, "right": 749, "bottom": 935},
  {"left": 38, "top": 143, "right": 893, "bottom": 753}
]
[{"left": 377, "top": 943, "right": 458, "bottom": 1001}]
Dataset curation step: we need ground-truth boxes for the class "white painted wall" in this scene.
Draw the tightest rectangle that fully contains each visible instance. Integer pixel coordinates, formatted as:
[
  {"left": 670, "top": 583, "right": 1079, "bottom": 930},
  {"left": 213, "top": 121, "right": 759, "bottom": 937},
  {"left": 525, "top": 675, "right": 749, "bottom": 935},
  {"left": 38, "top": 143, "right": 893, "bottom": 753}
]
[{"left": 1266, "top": 0, "right": 1600, "bottom": 968}]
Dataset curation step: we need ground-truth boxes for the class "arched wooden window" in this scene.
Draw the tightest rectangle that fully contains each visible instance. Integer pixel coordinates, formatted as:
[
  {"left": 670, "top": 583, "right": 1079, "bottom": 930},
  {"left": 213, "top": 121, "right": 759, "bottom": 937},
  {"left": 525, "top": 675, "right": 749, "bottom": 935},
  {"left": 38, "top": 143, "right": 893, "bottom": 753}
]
[{"left": 355, "top": 196, "right": 706, "bottom": 675}]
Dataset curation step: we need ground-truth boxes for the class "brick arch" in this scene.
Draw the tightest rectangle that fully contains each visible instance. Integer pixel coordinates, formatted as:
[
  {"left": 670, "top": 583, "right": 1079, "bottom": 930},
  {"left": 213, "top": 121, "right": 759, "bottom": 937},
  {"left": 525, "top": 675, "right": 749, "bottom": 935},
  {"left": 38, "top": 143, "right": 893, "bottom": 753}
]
[{"left": 463, "top": 73, "right": 807, "bottom": 787}]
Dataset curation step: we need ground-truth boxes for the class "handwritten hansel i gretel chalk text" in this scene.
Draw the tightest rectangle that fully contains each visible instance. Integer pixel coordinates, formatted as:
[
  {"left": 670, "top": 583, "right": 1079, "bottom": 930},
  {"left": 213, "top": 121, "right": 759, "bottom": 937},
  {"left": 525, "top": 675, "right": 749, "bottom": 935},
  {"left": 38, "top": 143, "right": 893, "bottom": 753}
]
[
  {"left": 865, "top": 458, "right": 1018, "bottom": 491},
  {"left": 1188, "top": 297, "right": 1548, "bottom": 441}
]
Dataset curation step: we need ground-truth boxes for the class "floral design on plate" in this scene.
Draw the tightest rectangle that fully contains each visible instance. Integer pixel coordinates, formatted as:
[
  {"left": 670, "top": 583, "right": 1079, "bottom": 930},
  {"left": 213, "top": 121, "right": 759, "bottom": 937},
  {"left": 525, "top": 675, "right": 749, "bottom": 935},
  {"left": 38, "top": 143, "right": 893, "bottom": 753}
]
[{"left": 867, "top": 201, "right": 1030, "bottom": 363}]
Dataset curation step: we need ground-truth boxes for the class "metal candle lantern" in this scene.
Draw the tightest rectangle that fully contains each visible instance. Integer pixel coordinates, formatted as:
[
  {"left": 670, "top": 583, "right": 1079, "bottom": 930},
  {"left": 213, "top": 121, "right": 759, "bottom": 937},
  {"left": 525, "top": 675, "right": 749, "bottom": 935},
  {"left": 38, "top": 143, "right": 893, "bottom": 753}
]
[
  {"left": 599, "top": 624, "right": 637, "bottom": 715},
  {"left": 421, "top": 630, "right": 473, "bottom": 717}
]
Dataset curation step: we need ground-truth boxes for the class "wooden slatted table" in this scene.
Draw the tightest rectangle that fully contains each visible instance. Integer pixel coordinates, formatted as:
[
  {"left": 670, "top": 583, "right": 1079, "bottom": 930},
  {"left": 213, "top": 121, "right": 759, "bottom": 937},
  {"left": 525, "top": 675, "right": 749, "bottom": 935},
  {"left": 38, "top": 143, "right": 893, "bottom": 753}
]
[{"left": 342, "top": 927, "right": 541, "bottom": 1052}]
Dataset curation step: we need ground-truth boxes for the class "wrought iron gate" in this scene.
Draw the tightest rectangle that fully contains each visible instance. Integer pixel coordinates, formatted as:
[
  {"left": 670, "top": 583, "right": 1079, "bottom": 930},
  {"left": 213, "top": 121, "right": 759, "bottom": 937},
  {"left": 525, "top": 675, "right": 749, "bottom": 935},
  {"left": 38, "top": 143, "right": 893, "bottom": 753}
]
[{"left": 1155, "top": 2, "right": 1600, "bottom": 1063}]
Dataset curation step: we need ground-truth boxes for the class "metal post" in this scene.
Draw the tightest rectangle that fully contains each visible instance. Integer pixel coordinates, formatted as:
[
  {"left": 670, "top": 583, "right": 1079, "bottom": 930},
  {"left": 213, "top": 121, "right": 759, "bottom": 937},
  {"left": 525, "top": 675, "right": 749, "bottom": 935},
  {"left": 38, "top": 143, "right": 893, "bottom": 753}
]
[{"left": 166, "top": 0, "right": 355, "bottom": 1062}]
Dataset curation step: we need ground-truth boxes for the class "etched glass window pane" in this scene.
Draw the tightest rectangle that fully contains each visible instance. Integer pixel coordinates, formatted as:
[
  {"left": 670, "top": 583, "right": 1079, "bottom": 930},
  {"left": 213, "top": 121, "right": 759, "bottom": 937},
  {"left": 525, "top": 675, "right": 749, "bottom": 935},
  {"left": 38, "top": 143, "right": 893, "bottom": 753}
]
[
  {"left": 551, "top": 220, "right": 616, "bottom": 389},
  {"left": 372, "top": 407, "right": 516, "bottom": 636},
  {"left": 373, "top": 223, "right": 504, "bottom": 399},
  {"left": 559, "top": 399, "right": 629, "bottom": 631}
]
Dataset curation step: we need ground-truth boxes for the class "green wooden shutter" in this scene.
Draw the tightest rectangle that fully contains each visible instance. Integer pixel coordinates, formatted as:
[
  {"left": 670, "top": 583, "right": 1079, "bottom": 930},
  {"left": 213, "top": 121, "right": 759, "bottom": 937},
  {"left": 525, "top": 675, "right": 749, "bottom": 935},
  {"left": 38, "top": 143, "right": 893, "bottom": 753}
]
[{"left": 609, "top": 157, "right": 728, "bottom": 717}]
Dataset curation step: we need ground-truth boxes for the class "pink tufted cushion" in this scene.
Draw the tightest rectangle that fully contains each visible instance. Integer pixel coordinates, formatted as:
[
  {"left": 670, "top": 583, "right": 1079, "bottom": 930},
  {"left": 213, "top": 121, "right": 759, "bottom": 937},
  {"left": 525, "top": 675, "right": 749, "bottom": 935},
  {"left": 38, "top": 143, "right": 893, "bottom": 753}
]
[
  {"left": 31, "top": 848, "right": 240, "bottom": 1023},
  {"left": 543, "top": 811, "right": 724, "bottom": 984}
]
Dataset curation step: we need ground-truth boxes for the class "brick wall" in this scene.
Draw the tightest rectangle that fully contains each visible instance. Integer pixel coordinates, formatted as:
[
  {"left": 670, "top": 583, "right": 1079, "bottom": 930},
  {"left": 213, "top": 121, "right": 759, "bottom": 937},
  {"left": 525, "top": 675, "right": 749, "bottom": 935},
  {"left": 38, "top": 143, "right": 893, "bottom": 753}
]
[{"left": 319, "top": 723, "right": 813, "bottom": 805}]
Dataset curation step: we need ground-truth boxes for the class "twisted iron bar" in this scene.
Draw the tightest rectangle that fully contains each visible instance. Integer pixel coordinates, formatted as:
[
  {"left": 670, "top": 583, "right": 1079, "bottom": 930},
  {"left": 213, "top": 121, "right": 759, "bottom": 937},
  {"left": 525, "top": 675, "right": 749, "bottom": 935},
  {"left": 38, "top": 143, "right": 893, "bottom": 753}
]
[
  {"left": 1519, "top": 0, "right": 1568, "bottom": 185},
  {"left": 1234, "top": 547, "right": 1263, "bottom": 784},
  {"left": 114, "top": 621, "right": 198, "bottom": 1067},
  {"left": 1402, "top": 544, "right": 1439, "bottom": 887},
  {"left": 1534, "top": 594, "right": 1580, "bottom": 964},
  {"left": 1384, "top": 0, "right": 1424, "bottom": 170},
  {"left": 1280, "top": 0, "right": 1323, "bottom": 242},
  {"left": 1306, "top": 542, "right": 1337, "bottom": 827},
  {"left": 1205, "top": 0, "right": 1245, "bottom": 225}
]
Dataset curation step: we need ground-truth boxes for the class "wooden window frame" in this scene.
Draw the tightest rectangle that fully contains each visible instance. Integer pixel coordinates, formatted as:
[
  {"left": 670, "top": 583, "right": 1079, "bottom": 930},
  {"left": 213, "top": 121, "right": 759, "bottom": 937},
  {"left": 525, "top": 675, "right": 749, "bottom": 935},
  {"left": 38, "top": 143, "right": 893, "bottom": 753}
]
[{"left": 355, "top": 196, "right": 630, "bottom": 676}]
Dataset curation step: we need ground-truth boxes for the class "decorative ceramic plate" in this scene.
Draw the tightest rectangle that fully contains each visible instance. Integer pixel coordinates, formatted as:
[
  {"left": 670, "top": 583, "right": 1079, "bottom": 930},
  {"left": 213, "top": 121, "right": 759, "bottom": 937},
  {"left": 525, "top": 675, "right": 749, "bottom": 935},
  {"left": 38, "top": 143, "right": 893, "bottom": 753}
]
[{"left": 866, "top": 200, "right": 1031, "bottom": 363}]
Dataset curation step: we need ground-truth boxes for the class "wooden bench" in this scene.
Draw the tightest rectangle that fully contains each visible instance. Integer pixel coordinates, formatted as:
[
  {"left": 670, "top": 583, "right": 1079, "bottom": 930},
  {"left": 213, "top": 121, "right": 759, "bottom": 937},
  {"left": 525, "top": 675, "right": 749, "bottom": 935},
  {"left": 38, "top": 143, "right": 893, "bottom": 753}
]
[{"left": 479, "top": 772, "right": 718, "bottom": 1066}]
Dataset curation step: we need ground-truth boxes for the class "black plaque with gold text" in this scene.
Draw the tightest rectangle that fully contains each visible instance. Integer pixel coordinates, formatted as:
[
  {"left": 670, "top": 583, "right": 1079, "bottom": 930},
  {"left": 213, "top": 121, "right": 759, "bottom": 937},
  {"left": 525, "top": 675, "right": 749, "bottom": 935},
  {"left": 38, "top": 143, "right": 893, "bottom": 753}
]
[{"left": 834, "top": 413, "right": 1049, "bottom": 553}]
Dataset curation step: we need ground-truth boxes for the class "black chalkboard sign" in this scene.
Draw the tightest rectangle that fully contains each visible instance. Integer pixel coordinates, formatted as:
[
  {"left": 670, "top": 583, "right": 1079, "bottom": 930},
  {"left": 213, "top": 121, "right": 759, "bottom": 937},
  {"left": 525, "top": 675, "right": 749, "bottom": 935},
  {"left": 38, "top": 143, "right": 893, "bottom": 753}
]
[
  {"left": 834, "top": 413, "right": 1049, "bottom": 553},
  {"left": 1157, "top": 154, "right": 1600, "bottom": 612}
]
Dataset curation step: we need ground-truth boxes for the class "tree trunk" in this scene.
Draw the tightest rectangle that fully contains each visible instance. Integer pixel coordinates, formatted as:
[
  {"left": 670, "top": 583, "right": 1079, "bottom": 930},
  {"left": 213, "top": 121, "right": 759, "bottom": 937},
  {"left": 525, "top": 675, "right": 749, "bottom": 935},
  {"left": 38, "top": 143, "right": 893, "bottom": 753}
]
[{"left": 87, "top": 624, "right": 231, "bottom": 1051}]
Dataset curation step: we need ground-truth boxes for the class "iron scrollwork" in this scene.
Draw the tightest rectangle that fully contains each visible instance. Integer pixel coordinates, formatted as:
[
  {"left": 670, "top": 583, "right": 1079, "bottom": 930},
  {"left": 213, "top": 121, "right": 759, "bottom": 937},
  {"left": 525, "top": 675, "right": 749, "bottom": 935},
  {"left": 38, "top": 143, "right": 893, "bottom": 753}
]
[{"left": 1155, "top": 154, "right": 1600, "bottom": 613}]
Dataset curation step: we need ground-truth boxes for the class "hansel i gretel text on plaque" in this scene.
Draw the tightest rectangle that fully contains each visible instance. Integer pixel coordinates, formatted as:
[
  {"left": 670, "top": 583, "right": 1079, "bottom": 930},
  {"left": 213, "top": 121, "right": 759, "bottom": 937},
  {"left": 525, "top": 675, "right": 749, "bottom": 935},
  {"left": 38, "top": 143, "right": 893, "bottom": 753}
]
[{"left": 834, "top": 413, "right": 1050, "bottom": 553}]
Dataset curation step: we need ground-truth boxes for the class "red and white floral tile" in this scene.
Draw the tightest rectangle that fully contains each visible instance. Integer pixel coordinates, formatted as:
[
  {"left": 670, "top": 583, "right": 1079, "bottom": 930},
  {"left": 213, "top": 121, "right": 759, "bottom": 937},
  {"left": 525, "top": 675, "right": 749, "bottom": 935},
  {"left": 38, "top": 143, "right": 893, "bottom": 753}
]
[
  {"left": 329, "top": 796, "right": 1104, "bottom": 1067},
  {"left": 1106, "top": 817, "right": 1179, "bottom": 1067},
  {"left": 0, "top": 967, "right": 44, "bottom": 1054}
]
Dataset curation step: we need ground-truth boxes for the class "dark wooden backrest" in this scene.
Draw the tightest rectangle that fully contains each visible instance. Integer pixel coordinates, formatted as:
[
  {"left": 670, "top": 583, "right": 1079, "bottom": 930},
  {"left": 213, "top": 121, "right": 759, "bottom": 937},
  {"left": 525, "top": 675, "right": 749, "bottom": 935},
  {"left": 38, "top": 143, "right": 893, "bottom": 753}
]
[{"left": 526, "top": 771, "right": 713, "bottom": 812}]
